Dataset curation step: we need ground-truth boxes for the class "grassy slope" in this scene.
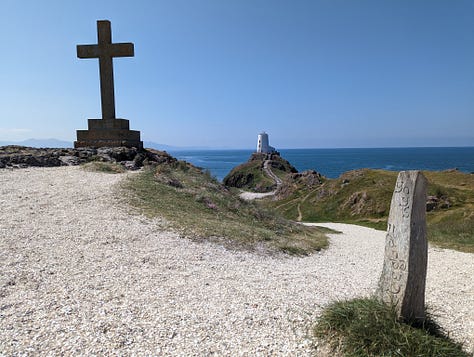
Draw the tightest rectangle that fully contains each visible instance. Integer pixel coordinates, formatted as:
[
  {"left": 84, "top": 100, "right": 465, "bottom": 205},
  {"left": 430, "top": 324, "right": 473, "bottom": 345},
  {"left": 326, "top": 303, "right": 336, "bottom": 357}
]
[
  {"left": 267, "top": 169, "right": 474, "bottom": 253},
  {"left": 424, "top": 171, "right": 474, "bottom": 252},
  {"left": 122, "top": 161, "right": 328, "bottom": 255}
]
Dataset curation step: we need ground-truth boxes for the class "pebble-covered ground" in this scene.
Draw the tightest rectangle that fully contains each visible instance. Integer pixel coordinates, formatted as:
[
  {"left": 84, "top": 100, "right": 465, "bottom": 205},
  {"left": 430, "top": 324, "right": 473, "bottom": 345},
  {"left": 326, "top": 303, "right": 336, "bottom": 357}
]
[{"left": 0, "top": 167, "right": 472, "bottom": 355}]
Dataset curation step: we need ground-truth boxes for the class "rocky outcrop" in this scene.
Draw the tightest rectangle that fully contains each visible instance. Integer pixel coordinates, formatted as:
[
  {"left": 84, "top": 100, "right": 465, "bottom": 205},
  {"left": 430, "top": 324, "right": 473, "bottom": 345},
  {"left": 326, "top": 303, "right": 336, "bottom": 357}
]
[
  {"left": 223, "top": 152, "right": 298, "bottom": 192},
  {"left": 248, "top": 153, "right": 298, "bottom": 173},
  {"left": 275, "top": 170, "right": 324, "bottom": 199},
  {"left": 426, "top": 195, "right": 451, "bottom": 211},
  {"left": 0, "top": 146, "right": 175, "bottom": 170},
  {"left": 223, "top": 171, "right": 255, "bottom": 189}
]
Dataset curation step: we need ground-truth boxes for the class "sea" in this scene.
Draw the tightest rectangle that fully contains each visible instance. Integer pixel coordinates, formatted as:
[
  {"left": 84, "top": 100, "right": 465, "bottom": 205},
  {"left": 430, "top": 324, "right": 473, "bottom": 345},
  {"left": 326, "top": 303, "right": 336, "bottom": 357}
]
[{"left": 168, "top": 147, "right": 474, "bottom": 182}]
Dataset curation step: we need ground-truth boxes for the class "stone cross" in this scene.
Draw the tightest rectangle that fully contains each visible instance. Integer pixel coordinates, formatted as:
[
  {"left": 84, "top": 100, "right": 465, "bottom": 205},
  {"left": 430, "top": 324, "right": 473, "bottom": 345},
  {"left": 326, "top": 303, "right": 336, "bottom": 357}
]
[
  {"left": 376, "top": 170, "right": 428, "bottom": 322},
  {"left": 74, "top": 20, "right": 142, "bottom": 149},
  {"left": 77, "top": 20, "right": 134, "bottom": 120}
]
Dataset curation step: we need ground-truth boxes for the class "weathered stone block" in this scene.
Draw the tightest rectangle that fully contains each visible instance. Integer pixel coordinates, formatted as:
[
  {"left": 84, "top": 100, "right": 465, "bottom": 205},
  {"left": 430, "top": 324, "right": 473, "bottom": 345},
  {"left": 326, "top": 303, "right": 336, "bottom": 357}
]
[
  {"left": 376, "top": 170, "right": 428, "bottom": 322},
  {"left": 75, "top": 118, "right": 142, "bottom": 148},
  {"left": 88, "top": 118, "right": 131, "bottom": 130},
  {"left": 74, "top": 138, "right": 142, "bottom": 149}
]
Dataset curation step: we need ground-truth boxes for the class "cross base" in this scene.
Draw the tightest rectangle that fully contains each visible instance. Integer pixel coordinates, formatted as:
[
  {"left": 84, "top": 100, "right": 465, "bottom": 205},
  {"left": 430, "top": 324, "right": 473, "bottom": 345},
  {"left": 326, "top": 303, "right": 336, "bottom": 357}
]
[{"left": 74, "top": 118, "right": 143, "bottom": 149}]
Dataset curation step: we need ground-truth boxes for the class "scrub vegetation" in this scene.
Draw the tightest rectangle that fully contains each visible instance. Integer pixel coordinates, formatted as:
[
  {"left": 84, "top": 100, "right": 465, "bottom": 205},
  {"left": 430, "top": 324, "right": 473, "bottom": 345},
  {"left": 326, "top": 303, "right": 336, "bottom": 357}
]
[{"left": 122, "top": 160, "right": 328, "bottom": 255}]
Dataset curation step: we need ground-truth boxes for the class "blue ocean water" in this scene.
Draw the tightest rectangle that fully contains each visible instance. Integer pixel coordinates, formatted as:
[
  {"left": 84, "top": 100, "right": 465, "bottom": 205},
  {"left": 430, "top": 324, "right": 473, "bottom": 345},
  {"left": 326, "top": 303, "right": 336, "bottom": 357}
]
[{"left": 169, "top": 147, "right": 474, "bottom": 182}]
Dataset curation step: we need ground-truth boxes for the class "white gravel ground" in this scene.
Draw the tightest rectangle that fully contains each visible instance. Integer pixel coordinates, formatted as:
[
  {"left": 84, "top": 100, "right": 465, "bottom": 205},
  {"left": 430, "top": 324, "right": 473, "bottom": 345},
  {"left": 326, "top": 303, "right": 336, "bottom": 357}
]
[
  {"left": 239, "top": 190, "right": 276, "bottom": 200},
  {"left": 0, "top": 167, "right": 472, "bottom": 355}
]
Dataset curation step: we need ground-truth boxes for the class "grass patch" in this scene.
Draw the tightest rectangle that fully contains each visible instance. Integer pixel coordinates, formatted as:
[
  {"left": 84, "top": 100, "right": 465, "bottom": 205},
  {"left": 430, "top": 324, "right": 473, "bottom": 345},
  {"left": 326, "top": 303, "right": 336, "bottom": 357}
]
[
  {"left": 314, "top": 298, "right": 469, "bottom": 357},
  {"left": 428, "top": 210, "right": 474, "bottom": 252},
  {"left": 122, "top": 161, "right": 328, "bottom": 255},
  {"left": 82, "top": 161, "right": 126, "bottom": 173}
]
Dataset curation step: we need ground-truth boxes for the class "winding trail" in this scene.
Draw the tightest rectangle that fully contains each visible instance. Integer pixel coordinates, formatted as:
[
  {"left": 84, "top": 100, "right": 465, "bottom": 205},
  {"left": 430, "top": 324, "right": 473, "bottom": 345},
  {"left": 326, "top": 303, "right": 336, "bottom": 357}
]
[
  {"left": 296, "top": 190, "right": 315, "bottom": 222},
  {"left": 239, "top": 159, "right": 282, "bottom": 201},
  {"left": 263, "top": 160, "right": 283, "bottom": 187},
  {"left": 0, "top": 167, "right": 472, "bottom": 355}
]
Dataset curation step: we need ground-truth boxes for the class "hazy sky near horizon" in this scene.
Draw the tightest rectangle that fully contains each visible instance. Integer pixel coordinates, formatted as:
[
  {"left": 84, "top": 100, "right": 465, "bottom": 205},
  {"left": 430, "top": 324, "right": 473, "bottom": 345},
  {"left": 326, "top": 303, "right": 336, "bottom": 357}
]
[{"left": 0, "top": 0, "right": 473, "bottom": 149}]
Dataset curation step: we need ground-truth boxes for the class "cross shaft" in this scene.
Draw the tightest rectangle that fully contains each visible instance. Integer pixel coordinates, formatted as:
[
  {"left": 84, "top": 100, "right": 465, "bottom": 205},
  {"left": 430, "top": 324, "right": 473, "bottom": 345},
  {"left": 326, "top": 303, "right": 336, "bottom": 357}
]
[{"left": 77, "top": 20, "right": 134, "bottom": 120}]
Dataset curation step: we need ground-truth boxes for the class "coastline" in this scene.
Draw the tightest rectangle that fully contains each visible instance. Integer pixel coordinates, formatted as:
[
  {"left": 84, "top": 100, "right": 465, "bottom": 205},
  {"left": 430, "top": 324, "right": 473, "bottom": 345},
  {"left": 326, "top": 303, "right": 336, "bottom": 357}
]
[{"left": 170, "top": 146, "right": 474, "bottom": 181}]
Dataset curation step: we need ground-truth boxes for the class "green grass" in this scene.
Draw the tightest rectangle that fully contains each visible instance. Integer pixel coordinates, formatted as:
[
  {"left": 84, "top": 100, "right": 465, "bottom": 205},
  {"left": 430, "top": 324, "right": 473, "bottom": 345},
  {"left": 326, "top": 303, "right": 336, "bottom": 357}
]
[
  {"left": 271, "top": 169, "right": 397, "bottom": 222},
  {"left": 82, "top": 161, "right": 126, "bottom": 173},
  {"left": 266, "top": 169, "right": 474, "bottom": 253},
  {"left": 428, "top": 211, "right": 474, "bottom": 252},
  {"left": 122, "top": 161, "right": 328, "bottom": 255},
  {"left": 224, "top": 160, "right": 276, "bottom": 192},
  {"left": 314, "top": 298, "right": 470, "bottom": 357}
]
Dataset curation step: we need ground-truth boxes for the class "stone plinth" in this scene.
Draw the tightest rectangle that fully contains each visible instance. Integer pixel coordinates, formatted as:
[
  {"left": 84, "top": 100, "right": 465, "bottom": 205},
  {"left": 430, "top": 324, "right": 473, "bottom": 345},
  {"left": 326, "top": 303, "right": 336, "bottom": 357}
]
[
  {"left": 376, "top": 170, "right": 428, "bottom": 322},
  {"left": 74, "top": 119, "right": 143, "bottom": 149}
]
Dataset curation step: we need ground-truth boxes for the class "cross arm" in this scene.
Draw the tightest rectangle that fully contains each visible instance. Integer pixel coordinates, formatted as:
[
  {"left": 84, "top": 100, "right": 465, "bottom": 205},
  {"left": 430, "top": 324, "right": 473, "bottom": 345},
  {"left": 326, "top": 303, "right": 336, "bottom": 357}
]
[
  {"left": 77, "top": 43, "right": 134, "bottom": 59},
  {"left": 77, "top": 44, "right": 100, "bottom": 58},
  {"left": 110, "top": 43, "right": 134, "bottom": 57}
]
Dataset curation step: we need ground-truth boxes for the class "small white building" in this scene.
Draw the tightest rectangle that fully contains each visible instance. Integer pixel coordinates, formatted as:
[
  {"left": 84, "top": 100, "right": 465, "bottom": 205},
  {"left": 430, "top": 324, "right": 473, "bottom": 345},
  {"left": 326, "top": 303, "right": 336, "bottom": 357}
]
[{"left": 256, "top": 132, "right": 277, "bottom": 154}]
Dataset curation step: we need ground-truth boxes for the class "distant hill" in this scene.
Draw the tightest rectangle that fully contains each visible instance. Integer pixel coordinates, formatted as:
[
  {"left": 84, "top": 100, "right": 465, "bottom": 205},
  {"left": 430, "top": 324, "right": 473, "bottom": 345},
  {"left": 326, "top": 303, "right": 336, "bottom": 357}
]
[
  {"left": 143, "top": 141, "right": 184, "bottom": 151},
  {"left": 0, "top": 139, "right": 231, "bottom": 151},
  {"left": 143, "top": 141, "right": 224, "bottom": 151},
  {"left": 0, "top": 139, "right": 181, "bottom": 150},
  {"left": 0, "top": 138, "right": 73, "bottom": 148}
]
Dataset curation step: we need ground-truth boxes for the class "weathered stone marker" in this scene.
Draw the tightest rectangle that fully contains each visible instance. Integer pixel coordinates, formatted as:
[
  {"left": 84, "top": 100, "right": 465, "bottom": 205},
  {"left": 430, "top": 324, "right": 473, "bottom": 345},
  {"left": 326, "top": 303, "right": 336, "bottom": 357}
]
[
  {"left": 75, "top": 20, "right": 142, "bottom": 149},
  {"left": 376, "top": 170, "right": 428, "bottom": 322}
]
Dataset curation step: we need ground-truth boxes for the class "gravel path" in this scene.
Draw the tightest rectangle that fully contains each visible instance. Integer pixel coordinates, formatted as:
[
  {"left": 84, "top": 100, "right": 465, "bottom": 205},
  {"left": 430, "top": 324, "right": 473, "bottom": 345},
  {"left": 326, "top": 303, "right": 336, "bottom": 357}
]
[
  {"left": 239, "top": 190, "right": 275, "bottom": 201},
  {"left": 0, "top": 167, "right": 472, "bottom": 355}
]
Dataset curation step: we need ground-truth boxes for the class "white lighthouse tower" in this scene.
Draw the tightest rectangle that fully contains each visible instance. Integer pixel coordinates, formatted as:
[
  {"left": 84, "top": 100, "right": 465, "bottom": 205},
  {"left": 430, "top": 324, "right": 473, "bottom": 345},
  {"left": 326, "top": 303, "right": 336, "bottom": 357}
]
[{"left": 256, "top": 132, "right": 276, "bottom": 154}]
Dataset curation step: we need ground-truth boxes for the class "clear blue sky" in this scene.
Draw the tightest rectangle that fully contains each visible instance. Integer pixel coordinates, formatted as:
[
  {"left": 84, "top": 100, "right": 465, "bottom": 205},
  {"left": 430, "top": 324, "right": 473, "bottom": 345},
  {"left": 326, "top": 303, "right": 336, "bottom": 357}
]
[{"left": 1, "top": 0, "right": 473, "bottom": 148}]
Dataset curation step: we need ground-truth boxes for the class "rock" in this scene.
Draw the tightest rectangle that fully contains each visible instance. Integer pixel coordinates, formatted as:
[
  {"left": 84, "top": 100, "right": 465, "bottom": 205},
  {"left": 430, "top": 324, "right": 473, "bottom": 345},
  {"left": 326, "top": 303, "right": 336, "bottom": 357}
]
[
  {"left": 75, "top": 148, "right": 97, "bottom": 159},
  {"left": 288, "top": 170, "right": 322, "bottom": 187},
  {"left": 0, "top": 146, "right": 175, "bottom": 171},
  {"left": 154, "top": 173, "right": 183, "bottom": 188},
  {"left": 426, "top": 195, "right": 451, "bottom": 212},
  {"left": 133, "top": 152, "right": 146, "bottom": 167},
  {"left": 59, "top": 156, "right": 80, "bottom": 166},
  {"left": 426, "top": 195, "right": 439, "bottom": 211},
  {"left": 121, "top": 161, "right": 138, "bottom": 170},
  {"left": 144, "top": 149, "right": 177, "bottom": 165},
  {"left": 275, "top": 170, "right": 323, "bottom": 199}
]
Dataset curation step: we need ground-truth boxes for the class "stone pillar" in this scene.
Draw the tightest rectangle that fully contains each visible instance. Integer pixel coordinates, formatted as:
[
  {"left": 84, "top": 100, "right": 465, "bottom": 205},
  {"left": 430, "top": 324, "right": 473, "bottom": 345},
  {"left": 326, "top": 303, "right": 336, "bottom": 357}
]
[{"left": 376, "top": 170, "right": 428, "bottom": 322}]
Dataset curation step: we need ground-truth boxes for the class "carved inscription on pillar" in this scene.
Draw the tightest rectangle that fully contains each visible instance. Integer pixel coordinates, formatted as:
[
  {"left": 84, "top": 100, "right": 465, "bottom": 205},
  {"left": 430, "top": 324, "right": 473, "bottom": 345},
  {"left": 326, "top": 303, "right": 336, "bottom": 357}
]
[
  {"left": 377, "top": 171, "right": 428, "bottom": 322},
  {"left": 384, "top": 223, "right": 407, "bottom": 298}
]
